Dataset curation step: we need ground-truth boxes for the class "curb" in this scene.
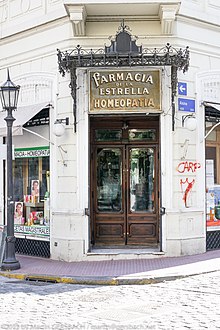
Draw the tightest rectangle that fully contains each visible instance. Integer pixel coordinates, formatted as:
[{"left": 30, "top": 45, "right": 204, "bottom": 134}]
[
  {"left": 0, "top": 271, "right": 196, "bottom": 286},
  {"left": 1, "top": 269, "right": 219, "bottom": 286}
]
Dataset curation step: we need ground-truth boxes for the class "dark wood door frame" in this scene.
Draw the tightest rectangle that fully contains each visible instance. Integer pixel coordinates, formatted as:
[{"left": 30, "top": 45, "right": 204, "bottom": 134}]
[{"left": 90, "top": 115, "right": 160, "bottom": 247}]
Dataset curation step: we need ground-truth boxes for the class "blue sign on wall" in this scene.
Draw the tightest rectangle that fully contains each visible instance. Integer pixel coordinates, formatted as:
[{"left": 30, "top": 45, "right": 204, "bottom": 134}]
[
  {"left": 178, "top": 82, "right": 187, "bottom": 96},
  {"left": 178, "top": 98, "right": 195, "bottom": 112}
]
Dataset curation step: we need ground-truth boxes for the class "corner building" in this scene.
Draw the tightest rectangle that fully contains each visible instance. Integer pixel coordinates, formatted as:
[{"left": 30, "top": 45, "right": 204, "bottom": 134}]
[{"left": 0, "top": 0, "right": 220, "bottom": 261}]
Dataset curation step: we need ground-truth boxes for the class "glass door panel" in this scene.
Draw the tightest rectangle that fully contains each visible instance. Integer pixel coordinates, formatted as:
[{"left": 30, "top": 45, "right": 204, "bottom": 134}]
[
  {"left": 129, "top": 147, "right": 155, "bottom": 212},
  {"left": 96, "top": 148, "right": 122, "bottom": 212}
]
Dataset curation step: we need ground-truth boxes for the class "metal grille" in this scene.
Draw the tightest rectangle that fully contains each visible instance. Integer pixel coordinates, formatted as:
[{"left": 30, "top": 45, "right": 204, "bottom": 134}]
[
  {"left": 15, "top": 238, "right": 50, "bottom": 258},
  {"left": 206, "top": 231, "right": 220, "bottom": 250}
]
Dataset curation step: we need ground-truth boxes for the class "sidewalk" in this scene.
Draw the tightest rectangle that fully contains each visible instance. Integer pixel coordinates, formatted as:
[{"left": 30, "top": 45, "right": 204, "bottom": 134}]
[{"left": 1, "top": 249, "right": 220, "bottom": 285}]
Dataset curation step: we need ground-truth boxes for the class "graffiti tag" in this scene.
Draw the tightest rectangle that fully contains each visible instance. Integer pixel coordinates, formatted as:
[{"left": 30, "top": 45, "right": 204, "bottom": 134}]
[
  {"left": 180, "top": 178, "right": 195, "bottom": 208},
  {"left": 177, "top": 161, "right": 201, "bottom": 173}
]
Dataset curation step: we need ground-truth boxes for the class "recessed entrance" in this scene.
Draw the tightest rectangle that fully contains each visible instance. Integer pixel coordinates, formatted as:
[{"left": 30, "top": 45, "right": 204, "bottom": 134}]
[{"left": 90, "top": 116, "right": 160, "bottom": 247}]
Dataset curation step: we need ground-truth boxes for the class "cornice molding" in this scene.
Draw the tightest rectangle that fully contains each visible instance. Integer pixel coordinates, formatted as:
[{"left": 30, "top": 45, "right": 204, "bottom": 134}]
[
  {"left": 159, "top": 4, "right": 180, "bottom": 35},
  {"left": 177, "top": 14, "right": 220, "bottom": 32},
  {"left": 64, "top": 4, "right": 87, "bottom": 36}
]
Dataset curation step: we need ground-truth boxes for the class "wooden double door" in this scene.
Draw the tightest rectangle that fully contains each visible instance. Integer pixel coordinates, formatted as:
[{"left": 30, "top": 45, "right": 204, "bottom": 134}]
[{"left": 90, "top": 117, "right": 160, "bottom": 247}]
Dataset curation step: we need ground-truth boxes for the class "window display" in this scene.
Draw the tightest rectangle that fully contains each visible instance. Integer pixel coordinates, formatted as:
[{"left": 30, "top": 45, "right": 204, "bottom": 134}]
[
  {"left": 13, "top": 146, "right": 50, "bottom": 240},
  {"left": 206, "top": 158, "right": 220, "bottom": 227}
]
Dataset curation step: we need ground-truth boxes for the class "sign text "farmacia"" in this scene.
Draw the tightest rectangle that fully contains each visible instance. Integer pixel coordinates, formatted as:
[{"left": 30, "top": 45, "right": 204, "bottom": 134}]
[{"left": 93, "top": 72, "right": 153, "bottom": 88}]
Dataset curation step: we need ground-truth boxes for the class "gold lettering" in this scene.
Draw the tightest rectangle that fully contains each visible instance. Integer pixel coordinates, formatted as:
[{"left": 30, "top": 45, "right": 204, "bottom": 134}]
[
  {"left": 94, "top": 99, "right": 100, "bottom": 108},
  {"left": 101, "top": 99, "right": 107, "bottom": 107},
  {"left": 93, "top": 72, "right": 100, "bottom": 88},
  {"left": 134, "top": 73, "right": 142, "bottom": 82},
  {"left": 142, "top": 88, "right": 149, "bottom": 95},
  {"left": 148, "top": 98, "right": 155, "bottom": 107},
  {"left": 116, "top": 73, "right": 124, "bottom": 81},
  {"left": 99, "top": 88, "right": 105, "bottom": 95},
  {"left": 126, "top": 99, "right": 132, "bottom": 107},
  {"left": 125, "top": 72, "right": 133, "bottom": 81},
  {"left": 117, "top": 88, "right": 123, "bottom": 95},
  {"left": 107, "top": 99, "right": 114, "bottom": 107},
  {"left": 131, "top": 99, "right": 139, "bottom": 107},
  {"left": 111, "top": 88, "right": 117, "bottom": 95},
  {"left": 139, "top": 98, "right": 144, "bottom": 107},
  {"left": 120, "top": 99, "right": 126, "bottom": 107},
  {"left": 100, "top": 75, "right": 108, "bottom": 84},
  {"left": 145, "top": 75, "right": 153, "bottom": 84},
  {"left": 108, "top": 73, "right": 116, "bottom": 82},
  {"left": 105, "top": 88, "right": 111, "bottom": 95},
  {"left": 115, "top": 99, "right": 119, "bottom": 107}
]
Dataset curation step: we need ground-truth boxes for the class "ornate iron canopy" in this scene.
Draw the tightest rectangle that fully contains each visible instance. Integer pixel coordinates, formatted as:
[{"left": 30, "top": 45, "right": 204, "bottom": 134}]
[{"left": 57, "top": 21, "right": 190, "bottom": 131}]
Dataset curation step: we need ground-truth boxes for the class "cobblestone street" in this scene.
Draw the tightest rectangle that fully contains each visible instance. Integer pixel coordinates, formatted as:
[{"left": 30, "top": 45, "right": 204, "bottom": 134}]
[{"left": 1, "top": 270, "right": 220, "bottom": 329}]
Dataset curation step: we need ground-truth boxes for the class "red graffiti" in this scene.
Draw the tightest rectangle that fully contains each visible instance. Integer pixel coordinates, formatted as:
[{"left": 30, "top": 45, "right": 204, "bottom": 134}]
[
  {"left": 177, "top": 161, "right": 201, "bottom": 173},
  {"left": 180, "top": 178, "right": 195, "bottom": 208}
]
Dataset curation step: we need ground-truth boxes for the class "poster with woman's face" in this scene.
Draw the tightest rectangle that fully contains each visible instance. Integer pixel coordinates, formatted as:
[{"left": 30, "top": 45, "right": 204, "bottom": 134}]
[
  {"left": 31, "top": 180, "right": 40, "bottom": 202},
  {"left": 14, "top": 202, "right": 23, "bottom": 224}
]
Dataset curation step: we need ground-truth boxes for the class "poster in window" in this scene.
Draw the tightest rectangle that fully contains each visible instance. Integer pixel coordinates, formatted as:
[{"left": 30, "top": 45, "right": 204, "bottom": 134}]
[
  {"left": 14, "top": 202, "right": 24, "bottom": 225},
  {"left": 31, "top": 180, "right": 40, "bottom": 203}
]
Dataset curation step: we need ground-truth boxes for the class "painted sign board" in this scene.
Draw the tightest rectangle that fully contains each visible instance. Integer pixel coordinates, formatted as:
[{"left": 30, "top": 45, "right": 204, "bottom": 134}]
[
  {"left": 14, "top": 146, "right": 50, "bottom": 158},
  {"left": 89, "top": 70, "right": 161, "bottom": 113},
  {"left": 14, "top": 225, "right": 50, "bottom": 240},
  {"left": 178, "top": 82, "right": 187, "bottom": 96},
  {"left": 178, "top": 98, "right": 195, "bottom": 112}
]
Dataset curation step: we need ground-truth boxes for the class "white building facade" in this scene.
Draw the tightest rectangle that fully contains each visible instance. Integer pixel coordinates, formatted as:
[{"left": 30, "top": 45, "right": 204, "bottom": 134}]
[{"left": 0, "top": 0, "right": 220, "bottom": 262}]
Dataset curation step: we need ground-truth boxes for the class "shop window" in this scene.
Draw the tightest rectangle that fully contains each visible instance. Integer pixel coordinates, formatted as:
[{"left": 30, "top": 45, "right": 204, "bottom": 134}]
[
  {"left": 12, "top": 146, "right": 50, "bottom": 240},
  {"left": 206, "top": 126, "right": 220, "bottom": 228}
]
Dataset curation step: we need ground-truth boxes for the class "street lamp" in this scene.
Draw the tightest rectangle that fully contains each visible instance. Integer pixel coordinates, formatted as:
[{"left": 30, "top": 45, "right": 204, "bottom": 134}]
[{"left": 0, "top": 69, "right": 20, "bottom": 270}]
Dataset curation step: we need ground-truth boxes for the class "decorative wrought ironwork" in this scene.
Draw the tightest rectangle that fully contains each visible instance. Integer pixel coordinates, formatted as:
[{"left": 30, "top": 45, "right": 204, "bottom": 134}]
[
  {"left": 206, "top": 230, "right": 220, "bottom": 250},
  {"left": 57, "top": 22, "right": 190, "bottom": 131},
  {"left": 15, "top": 238, "right": 50, "bottom": 258}
]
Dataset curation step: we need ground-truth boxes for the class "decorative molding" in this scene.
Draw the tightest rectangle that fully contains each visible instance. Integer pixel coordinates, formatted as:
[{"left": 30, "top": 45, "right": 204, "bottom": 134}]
[
  {"left": 14, "top": 74, "right": 54, "bottom": 107},
  {"left": 159, "top": 4, "right": 179, "bottom": 35},
  {"left": 0, "top": 1, "right": 8, "bottom": 23},
  {"left": 200, "top": 73, "right": 220, "bottom": 104},
  {"left": 64, "top": 4, "right": 87, "bottom": 36}
]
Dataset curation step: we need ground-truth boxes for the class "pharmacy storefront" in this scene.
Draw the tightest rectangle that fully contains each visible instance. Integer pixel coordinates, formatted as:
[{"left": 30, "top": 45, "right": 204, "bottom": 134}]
[{"left": 56, "top": 24, "right": 193, "bottom": 257}]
